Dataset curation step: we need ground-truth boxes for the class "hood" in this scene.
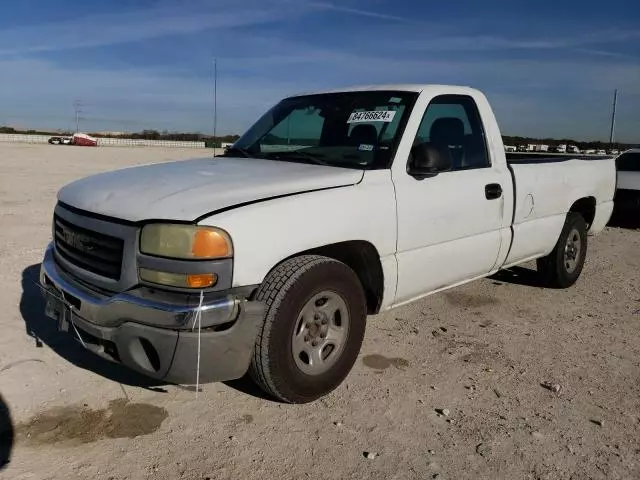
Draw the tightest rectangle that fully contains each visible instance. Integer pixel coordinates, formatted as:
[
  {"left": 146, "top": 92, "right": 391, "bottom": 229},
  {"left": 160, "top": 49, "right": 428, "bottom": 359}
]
[{"left": 57, "top": 156, "right": 363, "bottom": 222}]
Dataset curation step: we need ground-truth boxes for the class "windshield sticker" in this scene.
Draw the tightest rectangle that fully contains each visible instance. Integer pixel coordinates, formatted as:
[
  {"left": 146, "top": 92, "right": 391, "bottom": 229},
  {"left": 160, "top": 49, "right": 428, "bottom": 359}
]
[
  {"left": 358, "top": 144, "right": 374, "bottom": 152},
  {"left": 347, "top": 110, "right": 396, "bottom": 123}
]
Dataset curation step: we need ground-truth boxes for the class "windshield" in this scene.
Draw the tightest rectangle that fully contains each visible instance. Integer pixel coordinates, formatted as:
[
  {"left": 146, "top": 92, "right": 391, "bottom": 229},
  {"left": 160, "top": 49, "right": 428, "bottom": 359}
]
[{"left": 223, "top": 91, "right": 419, "bottom": 169}]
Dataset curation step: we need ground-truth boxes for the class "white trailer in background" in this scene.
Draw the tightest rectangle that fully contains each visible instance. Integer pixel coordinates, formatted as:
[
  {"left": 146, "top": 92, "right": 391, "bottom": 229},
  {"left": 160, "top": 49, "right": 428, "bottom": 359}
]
[
  {"left": 556, "top": 144, "right": 567, "bottom": 153},
  {"left": 534, "top": 144, "right": 549, "bottom": 152},
  {"left": 567, "top": 145, "right": 580, "bottom": 154}
]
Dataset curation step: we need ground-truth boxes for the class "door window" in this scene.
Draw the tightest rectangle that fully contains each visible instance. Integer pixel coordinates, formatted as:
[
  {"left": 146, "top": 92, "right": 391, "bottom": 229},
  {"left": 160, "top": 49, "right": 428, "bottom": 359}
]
[{"left": 413, "top": 95, "right": 490, "bottom": 170}]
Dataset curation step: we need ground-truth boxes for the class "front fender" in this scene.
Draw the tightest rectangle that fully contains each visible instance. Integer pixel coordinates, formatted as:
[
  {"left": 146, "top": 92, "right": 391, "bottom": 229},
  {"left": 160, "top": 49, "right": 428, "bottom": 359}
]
[{"left": 197, "top": 170, "right": 396, "bottom": 289}]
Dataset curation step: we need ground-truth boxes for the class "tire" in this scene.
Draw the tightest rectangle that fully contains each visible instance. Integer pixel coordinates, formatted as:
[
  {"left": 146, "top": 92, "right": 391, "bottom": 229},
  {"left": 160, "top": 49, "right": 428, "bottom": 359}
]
[
  {"left": 249, "top": 255, "right": 367, "bottom": 403},
  {"left": 536, "top": 212, "right": 588, "bottom": 288}
]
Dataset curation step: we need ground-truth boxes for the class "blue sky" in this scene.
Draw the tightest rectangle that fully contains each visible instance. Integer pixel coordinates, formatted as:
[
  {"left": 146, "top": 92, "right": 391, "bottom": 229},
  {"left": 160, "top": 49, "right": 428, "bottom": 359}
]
[{"left": 1, "top": 0, "right": 638, "bottom": 142}]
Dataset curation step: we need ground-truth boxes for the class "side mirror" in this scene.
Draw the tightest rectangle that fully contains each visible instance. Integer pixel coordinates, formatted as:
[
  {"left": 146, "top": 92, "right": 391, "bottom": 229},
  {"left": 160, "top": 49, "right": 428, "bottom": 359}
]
[{"left": 407, "top": 143, "right": 452, "bottom": 179}]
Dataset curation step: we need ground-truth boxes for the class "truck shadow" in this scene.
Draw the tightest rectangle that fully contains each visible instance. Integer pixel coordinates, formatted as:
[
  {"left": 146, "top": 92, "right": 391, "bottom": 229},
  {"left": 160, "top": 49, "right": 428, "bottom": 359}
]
[
  {"left": 20, "top": 264, "right": 166, "bottom": 391},
  {"left": 223, "top": 376, "right": 275, "bottom": 402},
  {"left": 0, "top": 395, "right": 13, "bottom": 470},
  {"left": 608, "top": 209, "right": 640, "bottom": 230},
  {"left": 489, "top": 266, "right": 545, "bottom": 288}
]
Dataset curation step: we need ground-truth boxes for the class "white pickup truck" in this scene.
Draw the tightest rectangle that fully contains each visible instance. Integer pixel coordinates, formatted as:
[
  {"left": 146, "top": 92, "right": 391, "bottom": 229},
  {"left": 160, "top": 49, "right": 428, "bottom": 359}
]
[{"left": 40, "top": 85, "right": 616, "bottom": 403}]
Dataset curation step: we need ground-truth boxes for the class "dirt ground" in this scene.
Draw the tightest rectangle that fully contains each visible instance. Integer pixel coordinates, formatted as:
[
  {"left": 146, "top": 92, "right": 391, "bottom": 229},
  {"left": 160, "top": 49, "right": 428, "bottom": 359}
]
[{"left": 1, "top": 143, "right": 639, "bottom": 480}]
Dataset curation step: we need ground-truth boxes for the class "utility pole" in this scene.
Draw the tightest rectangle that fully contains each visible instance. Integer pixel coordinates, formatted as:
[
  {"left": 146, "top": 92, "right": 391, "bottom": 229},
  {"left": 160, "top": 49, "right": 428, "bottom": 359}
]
[
  {"left": 213, "top": 58, "right": 218, "bottom": 146},
  {"left": 609, "top": 89, "right": 617, "bottom": 145},
  {"left": 73, "top": 99, "right": 84, "bottom": 133}
]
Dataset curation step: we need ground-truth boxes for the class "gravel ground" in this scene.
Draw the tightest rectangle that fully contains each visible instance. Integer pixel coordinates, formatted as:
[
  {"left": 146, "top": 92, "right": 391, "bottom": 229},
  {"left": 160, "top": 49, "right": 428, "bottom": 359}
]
[{"left": 1, "top": 143, "right": 639, "bottom": 480}]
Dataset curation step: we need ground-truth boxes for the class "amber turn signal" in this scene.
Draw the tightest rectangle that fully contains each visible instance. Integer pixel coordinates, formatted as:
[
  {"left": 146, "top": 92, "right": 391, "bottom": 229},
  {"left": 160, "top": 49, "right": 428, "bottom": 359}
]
[
  {"left": 186, "top": 273, "right": 217, "bottom": 288},
  {"left": 139, "top": 268, "right": 217, "bottom": 289},
  {"left": 191, "top": 229, "right": 231, "bottom": 258}
]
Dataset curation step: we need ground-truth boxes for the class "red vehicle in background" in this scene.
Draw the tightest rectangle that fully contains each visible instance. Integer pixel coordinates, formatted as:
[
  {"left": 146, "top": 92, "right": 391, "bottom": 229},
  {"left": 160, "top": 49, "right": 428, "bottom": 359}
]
[{"left": 48, "top": 133, "right": 97, "bottom": 146}]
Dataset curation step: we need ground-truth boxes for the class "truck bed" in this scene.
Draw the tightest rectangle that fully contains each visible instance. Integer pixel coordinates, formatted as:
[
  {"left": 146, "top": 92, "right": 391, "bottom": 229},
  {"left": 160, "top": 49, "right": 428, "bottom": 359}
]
[{"left": 502, "top": 154, "right": 616, "bottom": 267}]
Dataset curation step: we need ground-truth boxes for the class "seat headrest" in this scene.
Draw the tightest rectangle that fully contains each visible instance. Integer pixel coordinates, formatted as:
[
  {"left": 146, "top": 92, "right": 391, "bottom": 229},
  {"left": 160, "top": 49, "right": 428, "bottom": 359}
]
[
  {"left": 412, "top": 142, "right": 452, "bottom": 172},
  {"left": 430, "top": 117, "right": 465, "bottom": 146},
  {"left": 349, "top": 124, "right": 378, "bottom": 145}
]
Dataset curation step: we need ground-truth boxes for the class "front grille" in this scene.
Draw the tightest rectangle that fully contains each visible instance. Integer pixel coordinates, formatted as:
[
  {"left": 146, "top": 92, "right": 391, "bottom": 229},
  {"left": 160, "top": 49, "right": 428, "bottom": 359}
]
[{"left": 54, "top": 215, "right": 124, "bottom": 280}]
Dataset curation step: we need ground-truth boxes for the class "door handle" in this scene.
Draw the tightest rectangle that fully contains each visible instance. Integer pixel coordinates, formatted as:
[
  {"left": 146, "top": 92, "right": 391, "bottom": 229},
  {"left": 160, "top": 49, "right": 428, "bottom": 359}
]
[{"left": 485, "top": 183, "right": 502, "bottom": 200}]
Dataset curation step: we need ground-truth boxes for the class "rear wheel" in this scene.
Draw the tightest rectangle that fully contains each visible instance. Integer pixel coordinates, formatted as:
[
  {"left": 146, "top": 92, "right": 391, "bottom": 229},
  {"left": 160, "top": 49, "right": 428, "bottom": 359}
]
[
  {"left": 536, "top": 212, "right": 587, "bottom": 288},
  {"left": 249, "top": 255, "right": 367, "bottom": 403}
]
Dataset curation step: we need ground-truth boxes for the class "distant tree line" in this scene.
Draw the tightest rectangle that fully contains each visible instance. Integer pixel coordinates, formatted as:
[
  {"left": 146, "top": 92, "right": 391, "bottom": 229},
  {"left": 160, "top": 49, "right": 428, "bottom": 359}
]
[
  {"left": 0, "top": 126, "right": 240, "bottom": 145},
  {"left": 0, "top": 126, "right": 72, "bottom": 136},
  {"left": 94, "top": 129, "right": 240, "bottom": 144}
]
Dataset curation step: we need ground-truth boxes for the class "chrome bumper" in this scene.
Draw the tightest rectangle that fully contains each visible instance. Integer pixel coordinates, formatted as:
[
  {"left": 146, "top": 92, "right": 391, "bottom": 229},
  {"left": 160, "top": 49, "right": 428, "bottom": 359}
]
[{"left": 39, "top": 244, "right": 264, "bottom": 383}]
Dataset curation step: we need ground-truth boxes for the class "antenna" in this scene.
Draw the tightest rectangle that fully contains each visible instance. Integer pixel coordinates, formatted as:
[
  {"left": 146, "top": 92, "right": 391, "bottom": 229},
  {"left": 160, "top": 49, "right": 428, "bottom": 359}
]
[{"left": 609, "top": 89, "right": 617, "bottom": 145}]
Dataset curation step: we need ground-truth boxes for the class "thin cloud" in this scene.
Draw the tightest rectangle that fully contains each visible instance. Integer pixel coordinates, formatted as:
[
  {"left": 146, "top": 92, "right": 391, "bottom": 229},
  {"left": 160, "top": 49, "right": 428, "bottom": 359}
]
[
  {"left": 393, "top": 29, "right": 640, "bottom": 57},
  {"left": 304, "top": 1, "right": 421, "bottom": 24},
  {"left": 568, "top": 47, "right": 640, "bottom": 61},
  {"left": 0, "top": 3, "right": 302, "bottom": 55}
]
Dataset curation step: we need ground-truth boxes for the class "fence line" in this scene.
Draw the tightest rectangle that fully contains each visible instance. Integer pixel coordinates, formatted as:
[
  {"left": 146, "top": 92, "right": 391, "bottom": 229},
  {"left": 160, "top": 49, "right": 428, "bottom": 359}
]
[
  {"left": 0, "top": 133, "right": 206, "bottom": 148},
  {"left": 97, "top": 137, "right": 206, "bottom": 148},
  {"left": 0, "top": 134, "right": 51, "bottom": 144}
]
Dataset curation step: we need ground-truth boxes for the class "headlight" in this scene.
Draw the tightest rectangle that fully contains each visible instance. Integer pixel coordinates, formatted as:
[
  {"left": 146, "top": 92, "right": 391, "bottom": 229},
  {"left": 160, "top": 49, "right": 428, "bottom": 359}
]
[{"left": 140, "top": 224, "right": 232, "bottom": 259}]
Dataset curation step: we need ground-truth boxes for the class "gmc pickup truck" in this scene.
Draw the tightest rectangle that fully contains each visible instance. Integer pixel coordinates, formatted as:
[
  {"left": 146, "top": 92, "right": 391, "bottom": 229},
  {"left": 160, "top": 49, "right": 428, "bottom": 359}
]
[{"left": 40, "top": 85, "right": 616, "bottom": 403}]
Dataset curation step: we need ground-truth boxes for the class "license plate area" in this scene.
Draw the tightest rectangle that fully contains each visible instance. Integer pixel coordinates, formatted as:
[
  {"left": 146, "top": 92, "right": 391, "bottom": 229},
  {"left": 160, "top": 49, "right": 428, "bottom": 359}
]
[{"left": 44, "top": 289, "right": 71, "bottom": 332}]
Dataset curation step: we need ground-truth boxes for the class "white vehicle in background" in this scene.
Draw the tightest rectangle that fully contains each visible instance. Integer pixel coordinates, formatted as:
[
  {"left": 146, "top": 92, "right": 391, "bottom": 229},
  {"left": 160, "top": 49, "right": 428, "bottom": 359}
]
[
  {"left": 504, "top": 145, "right": 517, "bottom": 152},
  {"left": 48, "top": 136, "right": 73, "bottom": 145},
  {"left": 534, "top": 144, "right": 549, "bottom": 152},
  {"left": 615, "top": 149, "right": 640, "bottom": 212},
  {"left": 556, "top": 144, "right": 567, "bottom": 153},
  {"left": 596, "top": 149, "right": 607, "bottom": 155},
  {"left": 39, "top": 84, "right": 616, "bottom": 403},
  {"left": 609, "top": 149, "right": 619, "bottom": 155},
  {"left": 585, "top": 149, "right": 596, "bottom": 154},
  {"left": 567, "top": 145, "right": 580, "bottom": 154}
]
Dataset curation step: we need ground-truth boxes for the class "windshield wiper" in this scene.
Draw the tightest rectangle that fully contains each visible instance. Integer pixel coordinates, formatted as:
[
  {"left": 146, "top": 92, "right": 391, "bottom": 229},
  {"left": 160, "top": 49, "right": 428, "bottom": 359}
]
[
  {"left": 218, "top": 146, "right": 256, "bottom": 158},
  {"left": 265, "top": 150, "right": 330, "bottom": 166}
]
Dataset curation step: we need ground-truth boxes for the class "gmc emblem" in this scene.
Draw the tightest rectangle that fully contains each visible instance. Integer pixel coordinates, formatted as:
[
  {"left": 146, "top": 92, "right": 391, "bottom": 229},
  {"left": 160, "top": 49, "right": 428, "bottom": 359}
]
[{"left": 61, "top": 227, "right": 95, "bottom": 251}]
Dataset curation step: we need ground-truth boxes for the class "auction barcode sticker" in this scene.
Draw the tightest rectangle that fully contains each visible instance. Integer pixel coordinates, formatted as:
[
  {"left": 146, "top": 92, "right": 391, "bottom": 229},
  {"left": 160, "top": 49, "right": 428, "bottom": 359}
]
[{"left": 347, "top": 110, "right": 396, "bottom": 123}]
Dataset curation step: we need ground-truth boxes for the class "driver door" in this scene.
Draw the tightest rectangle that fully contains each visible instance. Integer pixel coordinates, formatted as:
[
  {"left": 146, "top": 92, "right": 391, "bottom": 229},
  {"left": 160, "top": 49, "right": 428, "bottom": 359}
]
[{"left": 393, "top": 94, "right": 507, "bottom": 304}]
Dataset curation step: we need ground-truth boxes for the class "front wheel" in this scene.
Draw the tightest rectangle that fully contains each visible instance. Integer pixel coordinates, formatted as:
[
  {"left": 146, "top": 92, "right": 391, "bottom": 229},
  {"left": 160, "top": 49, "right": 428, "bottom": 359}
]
[
  {"left": 249, "top": 255, "right": 367, "bottom": 403},
  {"left": 536, "top": 212, "right": 588, "bottom": 288}
]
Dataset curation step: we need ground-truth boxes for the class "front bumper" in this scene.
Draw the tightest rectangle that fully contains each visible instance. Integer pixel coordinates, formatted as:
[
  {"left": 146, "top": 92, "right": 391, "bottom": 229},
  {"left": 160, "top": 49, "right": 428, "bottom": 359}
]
[{"left": 39, "top": 244, "right": 264, "bottom": 384}]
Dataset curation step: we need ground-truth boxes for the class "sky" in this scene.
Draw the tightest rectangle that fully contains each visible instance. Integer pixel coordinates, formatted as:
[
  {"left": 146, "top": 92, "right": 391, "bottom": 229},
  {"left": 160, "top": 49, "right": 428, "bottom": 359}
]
[{"left": 0, "top": 0, "right": 638, "bottom": 142}]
